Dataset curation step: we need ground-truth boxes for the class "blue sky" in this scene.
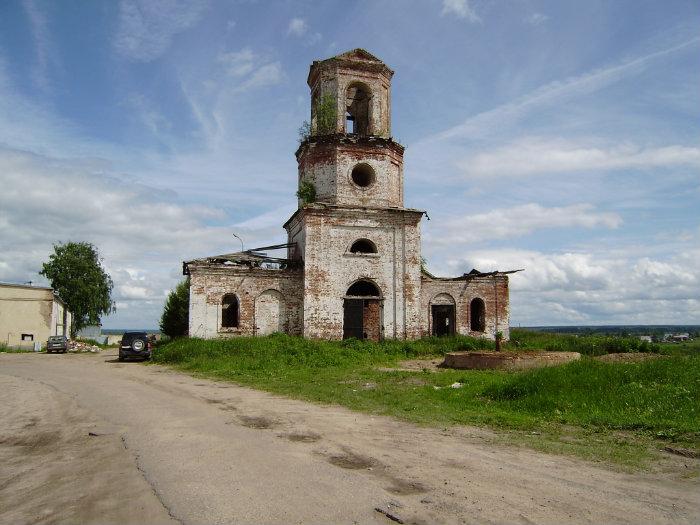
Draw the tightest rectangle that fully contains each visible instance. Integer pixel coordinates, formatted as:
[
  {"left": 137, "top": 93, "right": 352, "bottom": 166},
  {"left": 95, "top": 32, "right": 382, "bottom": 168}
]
[{"left": 0, "top": 0, "right": 698, "bottom": 328}]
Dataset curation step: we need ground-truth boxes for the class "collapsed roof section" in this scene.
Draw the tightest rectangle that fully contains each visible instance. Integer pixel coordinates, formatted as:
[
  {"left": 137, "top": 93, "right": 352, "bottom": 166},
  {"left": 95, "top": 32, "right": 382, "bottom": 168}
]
[
  {"left": 183, "top": 243, "right": 301, "bottom": 275},
  {"left": 421, "top": 267, "right": 523, "bottom": 281}
]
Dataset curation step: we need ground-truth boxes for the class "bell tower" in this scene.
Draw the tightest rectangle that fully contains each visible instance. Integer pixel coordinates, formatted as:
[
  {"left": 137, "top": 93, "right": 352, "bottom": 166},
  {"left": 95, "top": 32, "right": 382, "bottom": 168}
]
[{"left": 285, "top": 49, "right": 424, "bottom": 340}]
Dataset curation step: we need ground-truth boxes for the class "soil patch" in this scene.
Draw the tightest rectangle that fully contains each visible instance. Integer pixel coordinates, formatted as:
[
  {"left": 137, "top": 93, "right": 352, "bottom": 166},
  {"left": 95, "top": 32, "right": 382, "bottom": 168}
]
[
  {"left": 238, "top": 415, "right": 275, "bottom": 429},
  {"left": 327, "top": 452, "right": 376, "bottom": 470},
  {"left": 281, "top": 432, "right": 321, "bottom": 443}
]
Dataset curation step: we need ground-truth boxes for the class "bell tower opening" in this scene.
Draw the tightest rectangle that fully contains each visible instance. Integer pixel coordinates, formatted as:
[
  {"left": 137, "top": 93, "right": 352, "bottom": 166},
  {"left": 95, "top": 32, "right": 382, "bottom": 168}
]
[{"left": 346, "top": 83, "right": 370, "bottom": 135}]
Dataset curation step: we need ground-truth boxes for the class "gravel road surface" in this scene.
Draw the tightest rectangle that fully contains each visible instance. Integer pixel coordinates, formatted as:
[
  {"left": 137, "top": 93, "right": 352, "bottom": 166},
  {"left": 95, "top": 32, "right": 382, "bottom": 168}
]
[{"left": 1, "top": 351, "right": 698, "bottom": 524}]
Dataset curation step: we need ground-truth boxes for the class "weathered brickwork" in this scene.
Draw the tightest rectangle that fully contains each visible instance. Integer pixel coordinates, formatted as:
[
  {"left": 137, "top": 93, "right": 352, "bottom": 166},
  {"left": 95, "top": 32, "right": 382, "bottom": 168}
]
[
  {"left": 185, "top": 49, "right": 513, "bottom": 341},
  {"left": 420, "top": 275, "right": 510, "bottom": 340},
  {"left": 188, "top": 266, "right": 303, "bottom": 338}
]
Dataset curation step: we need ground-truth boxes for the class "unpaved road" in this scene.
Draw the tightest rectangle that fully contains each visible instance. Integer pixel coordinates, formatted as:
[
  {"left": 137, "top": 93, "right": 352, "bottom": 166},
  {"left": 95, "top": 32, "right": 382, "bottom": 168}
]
[{"left": 1, "top": 352, "right": 698, "bottom": 525}]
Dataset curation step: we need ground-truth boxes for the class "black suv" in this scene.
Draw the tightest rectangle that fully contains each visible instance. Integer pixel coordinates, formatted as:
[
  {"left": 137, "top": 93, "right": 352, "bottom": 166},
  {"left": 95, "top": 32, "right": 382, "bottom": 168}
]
[
  {"left": 118, "top": 331, "right": 152, "bottom": 361},
  {"left": 47, "top": 335, "right": 68, "bottom": 353}
]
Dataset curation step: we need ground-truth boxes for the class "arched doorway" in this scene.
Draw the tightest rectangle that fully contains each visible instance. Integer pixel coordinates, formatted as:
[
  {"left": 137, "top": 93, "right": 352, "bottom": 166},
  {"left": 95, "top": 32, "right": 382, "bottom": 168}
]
[
  {"left": 431, "top": 293, "right": 456, "bottom": 337},
  {"left": 343, "top": 280, "right": 382, "bottom": 341},
  {"left": 470, "top": 298, "right": 486, "bottom": 333},
  {"left": 256, "top": 289, "right": 284, "bottom": 335}
]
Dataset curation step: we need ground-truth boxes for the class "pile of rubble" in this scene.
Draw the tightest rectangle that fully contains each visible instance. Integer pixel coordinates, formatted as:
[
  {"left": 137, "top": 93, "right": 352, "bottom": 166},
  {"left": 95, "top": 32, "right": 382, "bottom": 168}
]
[{"left": 68, "top": 340, "right": 101, "bottom": 353}]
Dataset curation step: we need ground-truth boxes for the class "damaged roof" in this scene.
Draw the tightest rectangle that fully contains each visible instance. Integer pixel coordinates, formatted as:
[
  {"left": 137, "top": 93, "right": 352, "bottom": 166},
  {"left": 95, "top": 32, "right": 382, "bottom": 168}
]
[
  {"left": 421, "top": 268, "right": 523, "bottom": 281},
  {"left": 183, "top": 243, "right": 300, "bottom": 275}
]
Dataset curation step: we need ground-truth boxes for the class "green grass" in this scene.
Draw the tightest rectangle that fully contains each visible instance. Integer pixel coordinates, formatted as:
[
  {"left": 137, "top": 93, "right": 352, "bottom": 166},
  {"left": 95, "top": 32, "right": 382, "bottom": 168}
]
[
  {"left": 152, "top": 333, "right": 699, "bottom": 467},
  {"left": 0, "top": 343, "right": 33, "bottom": 353},
  {"left": 509, "top": 328, "right": 659, "bottom": 355}
]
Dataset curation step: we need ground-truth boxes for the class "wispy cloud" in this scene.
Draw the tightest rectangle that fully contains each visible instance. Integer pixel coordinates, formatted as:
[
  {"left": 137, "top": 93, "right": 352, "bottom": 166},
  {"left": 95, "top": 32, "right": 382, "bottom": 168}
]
[
  {"left": 22, "top": 0, "right": 56, "bottom": 91},
  {"left": 524, "top": 13, "right": 549, "bottom": 26},
  {"left": 287, "top": 17, "right": 307, "bottom": 37},
  {"left": 458, "top": 138, "right": 700, "bottom": 179},
  {"left": 114, "top": 0, "right": 207, "bottom": 62},
  {"left": 218, "top": 48, "right": 256, "bottom": 77},
  {"left": 427, "top": 36, "right": 700, "bottom": 142},
  {"left": 441, "top": 0, "right": 481, "bottom": 23},
  {"left": 425, "top": 203, "right": 621, "bottom": 246}
]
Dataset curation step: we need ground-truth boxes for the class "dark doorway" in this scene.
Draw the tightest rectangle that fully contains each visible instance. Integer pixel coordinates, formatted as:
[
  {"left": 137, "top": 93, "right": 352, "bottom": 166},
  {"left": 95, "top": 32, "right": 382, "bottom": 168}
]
[
  {"left": 343, "top": 280, "right": 382, "bottom": 341},
  {"left": 470, "top": 298, "right": 486, "bottom": 332},
  {"left": 343, "top": 299, "right": 363, "bottom": 339},
  {"left": 431, "top": 305, "right": 455, "bottom": 337}
]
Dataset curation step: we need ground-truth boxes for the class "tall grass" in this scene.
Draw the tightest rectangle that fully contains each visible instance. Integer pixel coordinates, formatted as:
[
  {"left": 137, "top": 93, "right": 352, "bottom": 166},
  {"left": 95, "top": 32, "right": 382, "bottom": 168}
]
[
  {"left": 509, "top": 328, "right": 659, "bottom": 355},
  {"left": 484, "top": 356, "right": 699, "bottom": 437}
]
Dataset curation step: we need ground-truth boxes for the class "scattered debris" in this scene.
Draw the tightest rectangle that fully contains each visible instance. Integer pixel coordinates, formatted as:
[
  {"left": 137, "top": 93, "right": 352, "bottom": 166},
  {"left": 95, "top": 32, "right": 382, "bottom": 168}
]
[
  {"left": 663, "top": 446, "right": 700, "bottom": 459},
  {"left": 375, "top": 506, "right": 404, "bottom": 524},
  {"left": 450, "top": 382, "right": 462, "bottom": 389},
  {"left": 68, "top": 340, "right": 101, "bottom": 353}
]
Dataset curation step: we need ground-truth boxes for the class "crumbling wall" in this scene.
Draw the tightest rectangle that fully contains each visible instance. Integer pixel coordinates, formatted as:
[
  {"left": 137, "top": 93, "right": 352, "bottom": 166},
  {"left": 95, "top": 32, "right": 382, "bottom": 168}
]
[
  {"left": 296, "top": 138, "right": 404, "bottom": 209},
  {"left": 188, "top": 266, "right": 303, "bottom": 339},
  {"left": 297, "top": 206, "right": 423, "bottom": 340},
  {"left": 420, "top": 274, "right": 510, "bottom": 340}
]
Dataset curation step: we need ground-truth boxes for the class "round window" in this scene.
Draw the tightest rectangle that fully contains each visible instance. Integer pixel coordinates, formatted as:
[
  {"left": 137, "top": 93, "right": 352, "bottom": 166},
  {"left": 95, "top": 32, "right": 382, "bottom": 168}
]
[{"left": 350, "top": 163, "right": 375, "bottom": 188}]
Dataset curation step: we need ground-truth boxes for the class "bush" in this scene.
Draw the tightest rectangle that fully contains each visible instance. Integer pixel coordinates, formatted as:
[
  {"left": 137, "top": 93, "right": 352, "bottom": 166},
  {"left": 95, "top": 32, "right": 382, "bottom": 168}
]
[{"left": 509, "top": 328, "right": 659, "bottom": 356}]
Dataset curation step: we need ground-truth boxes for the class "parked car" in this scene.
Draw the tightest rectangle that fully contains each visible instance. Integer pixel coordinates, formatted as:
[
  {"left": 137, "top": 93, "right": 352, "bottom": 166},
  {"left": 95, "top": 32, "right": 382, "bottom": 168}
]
[
  {"left": 46, "top": 335, "right": 68, "bottom": 353},
  {"left": 118, "top": 331, "right": 152, "bottom": 361}
]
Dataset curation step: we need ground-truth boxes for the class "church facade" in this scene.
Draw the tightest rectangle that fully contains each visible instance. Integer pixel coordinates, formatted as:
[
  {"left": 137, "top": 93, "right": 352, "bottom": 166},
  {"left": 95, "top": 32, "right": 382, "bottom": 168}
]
[{"left": 185, "top": 50, "right": 516, "bottom": 341}]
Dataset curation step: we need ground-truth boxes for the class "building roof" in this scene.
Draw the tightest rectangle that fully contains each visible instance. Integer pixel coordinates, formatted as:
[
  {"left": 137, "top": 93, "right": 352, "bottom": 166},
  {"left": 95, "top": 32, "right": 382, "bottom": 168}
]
[
  {"left": 0, "top": 281, "right": 69, "bottom": 307},
  {"left": 183, "top": 243, "right": 300, "bottom": 275},
  {"left": 308, "top": 48, "right": 394, "bottom": 86},
  {"left": 421, "top": 268, "right": 524, "bottom": 281}
]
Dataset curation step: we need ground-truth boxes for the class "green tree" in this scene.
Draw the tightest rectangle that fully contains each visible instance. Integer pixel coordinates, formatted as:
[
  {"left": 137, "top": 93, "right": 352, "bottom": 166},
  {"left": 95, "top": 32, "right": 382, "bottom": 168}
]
[
  {"left": 40, "top": 242, "right": 115, "bottom": 335},
  {"left": 314, "top": 92, "right": 337, "bottom": 135},
  {"left": 160, "top": 278, "right": 190, "bottom": 338}
]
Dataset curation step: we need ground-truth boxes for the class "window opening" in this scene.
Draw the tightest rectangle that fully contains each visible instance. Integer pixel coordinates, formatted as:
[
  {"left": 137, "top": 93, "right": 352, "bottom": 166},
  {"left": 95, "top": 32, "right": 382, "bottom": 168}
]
[
  {"left": 345, "top": 112, "right": 355, "bottom": 134},
  {"left": 346, "top": 280, "right": 381, "bottom": 297},
  {"left": 222, "top": 294, "right": 239, "bottom": 328},
  {"left": 351, "top": 163, "right": 375, "bottom": 188},
  {"left": 350, "top": 239, "right": 377, "bottom": 254},
  {"left": 346, "top": 83, "right": 370, "bottom": 135},
  {"left": 470, "top": 298, "right": 486, "bottom": 332}
]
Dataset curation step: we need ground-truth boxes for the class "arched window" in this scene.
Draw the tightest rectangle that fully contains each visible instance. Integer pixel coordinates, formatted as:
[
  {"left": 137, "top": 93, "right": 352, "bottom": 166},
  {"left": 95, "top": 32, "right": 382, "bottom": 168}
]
[
  {"left": 351, "top": 163, "right": 375, "bottom": 188},
  {"left": 350, "top": 239, "right": 377, "bottom": 254},
  {"left": 346, "top": 83, "right": 370, "bottom": 135},
  {"left": 222, "top": 294, "right": 239, "bottom": 328},
  {"left": 346, "top": 280, "right": 381, "bottom": 297},
  {"left": 470, "top": 298, "right": 485, "bottom": 332}
]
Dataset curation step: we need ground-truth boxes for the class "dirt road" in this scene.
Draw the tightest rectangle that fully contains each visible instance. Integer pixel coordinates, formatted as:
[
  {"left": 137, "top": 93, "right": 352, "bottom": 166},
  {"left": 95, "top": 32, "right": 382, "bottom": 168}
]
[{"left": 1, "top": 351, "right": 698, "bottom": 525}]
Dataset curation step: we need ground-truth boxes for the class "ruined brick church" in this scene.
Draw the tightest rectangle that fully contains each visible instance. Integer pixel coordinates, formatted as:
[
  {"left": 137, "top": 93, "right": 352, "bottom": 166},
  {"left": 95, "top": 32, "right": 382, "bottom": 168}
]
[{"left": 185, "top": 49, "right": 516, "bottom": 341}]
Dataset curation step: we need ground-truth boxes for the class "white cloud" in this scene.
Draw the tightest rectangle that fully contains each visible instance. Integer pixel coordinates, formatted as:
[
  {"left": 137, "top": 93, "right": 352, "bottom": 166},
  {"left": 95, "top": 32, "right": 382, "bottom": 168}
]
[
  {"left": 458, "top": 138, "right": 700, "bottom": 178},
  {"left": 425, "top": 203, "right": 621, "bottom": 246},
  {"left": 435, "top": 247, "right": 700, "bottom": 325},
  {"left": 287, "top": 17, "right": 308, "bottom": 37},
  {"left": 238, "top": 62, "right": 283, "bottom": 90},
  {"left": 0, "top": 146, "right": 238, "bottom": 327},
  {"left": 524, "top": 13, "right": 549, "bottom": 25},
  {"left": 114, "top": 0, "right": 207, "bottom": 62},
  {"left": 441, "top": 0, "right": 481, "bottom": 23},
  {"left": 218, "top": 48, "right": 256, "bottom": 77}
]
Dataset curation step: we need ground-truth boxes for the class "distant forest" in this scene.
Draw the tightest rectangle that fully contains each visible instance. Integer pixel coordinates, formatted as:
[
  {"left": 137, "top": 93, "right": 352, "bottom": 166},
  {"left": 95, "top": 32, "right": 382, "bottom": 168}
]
[{"left": 523, "top": 325, "right": 700, "bottom": 338}]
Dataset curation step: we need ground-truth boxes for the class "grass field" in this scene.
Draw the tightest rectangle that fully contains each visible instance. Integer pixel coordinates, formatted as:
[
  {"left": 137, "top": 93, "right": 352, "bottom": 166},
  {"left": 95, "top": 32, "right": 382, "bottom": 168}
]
[{"left": 151, "top": 330, "right": 699, "bottom": 467}]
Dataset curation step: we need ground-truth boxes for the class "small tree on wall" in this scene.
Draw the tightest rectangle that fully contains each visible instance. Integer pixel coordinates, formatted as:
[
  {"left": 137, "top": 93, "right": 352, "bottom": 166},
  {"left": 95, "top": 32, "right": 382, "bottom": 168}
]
[
  {"left": 314, "top": 92, "right": 337, "bottom": 135},
  {"left": 296, "top": 178, "right": 317, "bottom": 204},
  {"left": 299, "top": 92, "right": 338, "bottom": 143}
]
